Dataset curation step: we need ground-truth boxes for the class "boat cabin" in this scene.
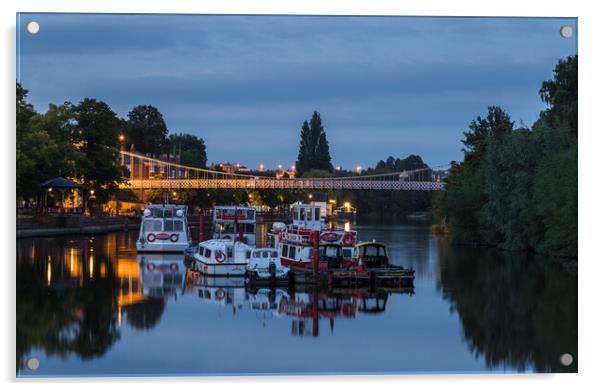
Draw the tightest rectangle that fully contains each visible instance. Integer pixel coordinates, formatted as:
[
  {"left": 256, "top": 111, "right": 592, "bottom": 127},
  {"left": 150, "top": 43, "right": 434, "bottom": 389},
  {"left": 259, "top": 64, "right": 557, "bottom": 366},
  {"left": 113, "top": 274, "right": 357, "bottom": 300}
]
[
  {"left": 212, "top": 205, "right": 256, "bottom": 244},
  {"left": 354, "top": 241, "right": 389, "bottom": 268},
  {"left": 290, "top": 203, "right": 322, "bottom": 231}
]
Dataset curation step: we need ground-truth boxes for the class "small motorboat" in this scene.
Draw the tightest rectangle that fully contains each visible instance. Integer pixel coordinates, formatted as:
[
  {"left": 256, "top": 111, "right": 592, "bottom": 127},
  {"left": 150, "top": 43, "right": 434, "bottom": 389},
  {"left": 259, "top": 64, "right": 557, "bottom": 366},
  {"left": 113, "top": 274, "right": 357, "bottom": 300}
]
[
  {"left": 246, "top": 247, "right": 290, "bottom": 283},
  {"left": 191, "top": 239, "right": 252, "bottom": 276}
]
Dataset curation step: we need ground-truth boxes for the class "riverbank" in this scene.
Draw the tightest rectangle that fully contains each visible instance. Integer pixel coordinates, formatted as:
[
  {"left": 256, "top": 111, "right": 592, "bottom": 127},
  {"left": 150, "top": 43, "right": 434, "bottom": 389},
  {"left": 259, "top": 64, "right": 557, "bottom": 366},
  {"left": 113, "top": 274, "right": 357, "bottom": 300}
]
[{"left": 16, "top": 215, "right": 140, "bottom": 239}]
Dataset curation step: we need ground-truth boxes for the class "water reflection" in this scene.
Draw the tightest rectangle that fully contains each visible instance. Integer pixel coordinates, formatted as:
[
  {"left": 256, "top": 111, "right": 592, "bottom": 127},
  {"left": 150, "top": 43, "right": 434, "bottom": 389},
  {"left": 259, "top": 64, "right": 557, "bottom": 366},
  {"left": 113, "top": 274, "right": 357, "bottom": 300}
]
[
  {"left": 185, "top": 269, "right": 413, "bottom": 338},
  {"left": 436, "top": 241, "right": 578, "bottom": 373},
  {"left": 16, "top": 227, "right": 577, "bottom": 375}
]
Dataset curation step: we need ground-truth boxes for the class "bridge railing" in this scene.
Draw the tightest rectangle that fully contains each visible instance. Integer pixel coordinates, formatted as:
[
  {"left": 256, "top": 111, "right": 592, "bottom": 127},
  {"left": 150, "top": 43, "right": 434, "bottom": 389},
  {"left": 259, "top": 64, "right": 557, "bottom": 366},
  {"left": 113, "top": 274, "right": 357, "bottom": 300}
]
[{"left": 118, "top": 151, "right": 449, "bottom": 190}]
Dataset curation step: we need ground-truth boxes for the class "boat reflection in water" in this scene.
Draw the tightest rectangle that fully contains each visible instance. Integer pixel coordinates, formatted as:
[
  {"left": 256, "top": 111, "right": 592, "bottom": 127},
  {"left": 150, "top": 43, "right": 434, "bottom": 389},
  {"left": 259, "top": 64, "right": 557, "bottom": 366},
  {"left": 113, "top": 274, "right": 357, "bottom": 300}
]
[
  {"left": 184, "top": 263, "right": 414, "bottom": 338},
  {"left": 137, "top": 253, "right": 186, "bottom": 300}
]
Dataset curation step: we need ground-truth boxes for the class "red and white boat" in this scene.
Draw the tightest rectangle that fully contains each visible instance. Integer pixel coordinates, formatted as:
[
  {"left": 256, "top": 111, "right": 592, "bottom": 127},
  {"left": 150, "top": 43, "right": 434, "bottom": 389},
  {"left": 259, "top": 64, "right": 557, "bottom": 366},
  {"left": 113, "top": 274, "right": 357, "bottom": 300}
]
[{"left": 268, "top": 204, "right": 358, "bottom": 269}]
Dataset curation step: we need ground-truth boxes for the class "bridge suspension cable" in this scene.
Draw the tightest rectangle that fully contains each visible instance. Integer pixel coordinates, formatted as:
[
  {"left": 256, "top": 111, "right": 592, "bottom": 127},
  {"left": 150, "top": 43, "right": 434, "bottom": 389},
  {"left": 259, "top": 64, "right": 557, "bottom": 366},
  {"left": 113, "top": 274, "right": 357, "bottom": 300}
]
[{"left": 118, "top": 150, "right": 449, "bottom": 191}]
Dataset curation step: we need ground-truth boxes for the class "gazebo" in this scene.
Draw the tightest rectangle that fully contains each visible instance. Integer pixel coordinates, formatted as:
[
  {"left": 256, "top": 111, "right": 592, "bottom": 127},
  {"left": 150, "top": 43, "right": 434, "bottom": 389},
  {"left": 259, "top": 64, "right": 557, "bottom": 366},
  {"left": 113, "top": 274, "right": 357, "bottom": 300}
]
[{"left": 38, "top": 177, "right": 86, "bottom": 214}]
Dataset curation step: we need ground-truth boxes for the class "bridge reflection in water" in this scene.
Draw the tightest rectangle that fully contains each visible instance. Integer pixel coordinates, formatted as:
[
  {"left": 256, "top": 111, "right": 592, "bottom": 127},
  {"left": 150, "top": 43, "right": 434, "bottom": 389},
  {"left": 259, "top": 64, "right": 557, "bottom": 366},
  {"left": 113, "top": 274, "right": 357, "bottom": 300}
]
[{"left": 118, "top": 150, "right": 448, "bottom": 191}]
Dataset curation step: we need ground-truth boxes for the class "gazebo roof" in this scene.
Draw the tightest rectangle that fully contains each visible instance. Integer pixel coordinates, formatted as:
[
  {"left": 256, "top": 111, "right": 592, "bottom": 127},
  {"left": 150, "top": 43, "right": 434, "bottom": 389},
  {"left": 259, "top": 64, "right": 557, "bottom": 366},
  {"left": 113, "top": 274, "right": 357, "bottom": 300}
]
[{"left": 39, "top": 177, "right": 85, "bottom": 189}]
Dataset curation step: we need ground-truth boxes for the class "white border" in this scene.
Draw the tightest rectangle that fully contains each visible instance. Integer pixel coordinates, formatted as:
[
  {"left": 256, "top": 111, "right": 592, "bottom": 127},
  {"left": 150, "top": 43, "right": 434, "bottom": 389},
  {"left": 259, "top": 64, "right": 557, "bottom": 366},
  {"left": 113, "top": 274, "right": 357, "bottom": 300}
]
[{"left": 2, "top": 1, "right": 599, "bottom": 390}]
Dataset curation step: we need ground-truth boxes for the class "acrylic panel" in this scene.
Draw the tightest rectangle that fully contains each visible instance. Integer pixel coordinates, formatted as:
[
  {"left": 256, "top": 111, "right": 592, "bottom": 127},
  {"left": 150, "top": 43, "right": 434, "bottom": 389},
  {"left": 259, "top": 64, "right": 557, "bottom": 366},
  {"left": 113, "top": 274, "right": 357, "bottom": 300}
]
[{"left": 16, "top": 13, "right": 578, "bottom": 377}]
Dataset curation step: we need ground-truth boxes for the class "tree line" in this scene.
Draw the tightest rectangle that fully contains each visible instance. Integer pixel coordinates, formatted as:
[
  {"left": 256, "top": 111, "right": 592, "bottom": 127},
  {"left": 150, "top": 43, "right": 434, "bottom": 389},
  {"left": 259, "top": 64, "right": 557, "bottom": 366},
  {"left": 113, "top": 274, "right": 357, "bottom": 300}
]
[
  {"left": 16, "top": 84, "right": 207, "bottom": 208},
  {"left": 435, "top": 55, "right": 577, "bottom": 258}
]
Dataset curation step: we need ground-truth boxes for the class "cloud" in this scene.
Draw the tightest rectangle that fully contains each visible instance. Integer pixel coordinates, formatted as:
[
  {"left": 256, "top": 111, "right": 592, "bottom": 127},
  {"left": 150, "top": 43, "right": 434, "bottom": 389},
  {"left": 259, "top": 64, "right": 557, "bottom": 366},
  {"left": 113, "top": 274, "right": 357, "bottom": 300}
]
[{"left": 17, "top": 14, "right": 577, "bottom": 168}]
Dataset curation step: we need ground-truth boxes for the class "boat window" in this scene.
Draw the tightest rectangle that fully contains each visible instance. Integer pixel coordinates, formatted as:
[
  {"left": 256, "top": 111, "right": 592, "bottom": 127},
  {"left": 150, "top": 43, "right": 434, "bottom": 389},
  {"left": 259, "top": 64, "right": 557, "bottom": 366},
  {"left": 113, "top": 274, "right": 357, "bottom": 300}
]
[
  {"left": 204, "top": 248, "right": 212, "bottom": 258},
  {"left": 164, "top": 219, "right": 184, "bottom": 232},
  {"left": 246, "top": 210, "right": 255, "bottom": 220},
  {"left": 246, "top": 250, "right": 251, "bottom": 259},
  {"left": 323, "top": 246, "right": 339, "bottom": 257},
  {"left": 342, "top": 248, "right": 353, "bottom": 258},
  {"left": 271, "top": 251, "right": 278, "bottom": 258},
  {"left": 143, "top": 219, "right": 162, "bottom": 232},
  {"left": 244, "top": 224, "right": 255, "bottom": 233},
  {"left": 262, "top": 251, "right": 269, "bottom": 258},
  {"left": 314, "top": 208, "right": 320, "bottom": 221},
  {"left": 289, "top": 246, "right": 296, "bottom": 259},
  {"left": 253, "top": 250, "right": 261, "bottom": 258},
  {"left": 282, "top": 245, "right": 289, "bottom": 257},
  {"left": 226, "top": 246, "right": 233, "bottom": 259},
  {"left": 364, "top": 246, "right": 380, "bottom": 257},
  {"left": 198, "top": 246, "right": 204, "bottom": 255}
]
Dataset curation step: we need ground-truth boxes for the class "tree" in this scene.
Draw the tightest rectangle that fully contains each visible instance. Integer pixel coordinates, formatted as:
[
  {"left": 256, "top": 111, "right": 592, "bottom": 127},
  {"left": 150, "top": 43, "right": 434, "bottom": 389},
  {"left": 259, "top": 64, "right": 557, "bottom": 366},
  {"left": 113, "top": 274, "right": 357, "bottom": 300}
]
[
  {"left": 295, "top": 120, "right": 312, "bottom": 174},
  {"left": 16, "top": 85, "right": 83, "bottom": 199},
  {"left": 125, "top": 105, "right": 169, "bottom": 154},
  {"left": 167, "top": 133, "right": 207, "bottom": 168},
  {"left": 462, "top": 106, "right": 514, "bottom": 166},
  {"left": 539, "top": 55, "right": 577, "bottom": 136},
  {"left": 72, "top": 99, "right": 128, "bottom": 206},
  {"left": 295, "top": 111, "right": 333, "bottom": 175}
]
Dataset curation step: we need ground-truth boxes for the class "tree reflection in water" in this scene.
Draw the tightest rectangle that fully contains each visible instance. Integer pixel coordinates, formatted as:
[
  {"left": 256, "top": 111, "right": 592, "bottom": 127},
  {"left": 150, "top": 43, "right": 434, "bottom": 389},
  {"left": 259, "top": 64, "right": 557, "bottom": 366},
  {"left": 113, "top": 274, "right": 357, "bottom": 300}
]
[
  {"left": 16, "top": 237, "right": 121, "bottom": 370},
  {"left": 437, "top": 242, "right": 577, "bottom": 373}
]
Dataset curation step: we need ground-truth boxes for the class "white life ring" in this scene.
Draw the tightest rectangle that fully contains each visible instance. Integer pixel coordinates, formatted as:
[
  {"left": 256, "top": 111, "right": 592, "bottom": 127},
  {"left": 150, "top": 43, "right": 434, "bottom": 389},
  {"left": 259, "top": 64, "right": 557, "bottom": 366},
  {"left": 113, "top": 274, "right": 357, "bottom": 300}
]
[
  {"left": 170, "top": 233, "right": 179, "bottom": 242},
  {"left": 147, "top": 233, "right": 156, "bottom": 242}
]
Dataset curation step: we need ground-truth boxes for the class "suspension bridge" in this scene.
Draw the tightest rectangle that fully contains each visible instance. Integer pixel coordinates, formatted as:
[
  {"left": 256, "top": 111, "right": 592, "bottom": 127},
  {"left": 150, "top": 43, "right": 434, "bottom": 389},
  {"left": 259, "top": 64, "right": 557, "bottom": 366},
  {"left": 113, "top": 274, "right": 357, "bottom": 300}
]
[{"left": 118, "top": 151, "right": 449, "bottom": 191}]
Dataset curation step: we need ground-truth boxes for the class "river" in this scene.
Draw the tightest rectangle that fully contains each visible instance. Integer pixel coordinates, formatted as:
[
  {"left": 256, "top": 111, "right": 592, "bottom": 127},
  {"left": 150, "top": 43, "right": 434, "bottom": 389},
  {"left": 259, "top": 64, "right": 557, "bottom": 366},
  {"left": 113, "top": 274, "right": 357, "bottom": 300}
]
[{"left": 16, "top": 221, "right": 577, "bottom": 376}]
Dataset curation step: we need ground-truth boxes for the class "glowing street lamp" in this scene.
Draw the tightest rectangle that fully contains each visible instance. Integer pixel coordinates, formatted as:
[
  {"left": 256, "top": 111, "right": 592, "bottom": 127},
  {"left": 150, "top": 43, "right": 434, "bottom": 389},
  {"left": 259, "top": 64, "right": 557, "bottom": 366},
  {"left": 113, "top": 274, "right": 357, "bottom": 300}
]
[
  {"left": 118, "top": 134, "right": 125, "bottom": 142},
  {"left": 259, "top": 164, "right": 265, "bottom": 172},
  {"left": 355, "top": 165, "right": 363, "bottom": 174},
  {"left": 335, "top": 165, "right": 341, "bottom": 171},
  {"left": 291, "top": 165, "right": 296, "bottom": 171}
]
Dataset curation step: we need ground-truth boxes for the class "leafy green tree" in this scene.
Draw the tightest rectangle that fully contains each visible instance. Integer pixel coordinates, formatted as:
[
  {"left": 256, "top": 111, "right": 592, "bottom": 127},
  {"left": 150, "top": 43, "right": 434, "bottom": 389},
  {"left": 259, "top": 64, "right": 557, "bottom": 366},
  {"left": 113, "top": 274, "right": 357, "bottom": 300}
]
[
  {"left": 436, "top": 56, "right": 577, "bottom": 257},
  {"left": 168, "top": 133, "right": 207, "bottom": 168},
  {"left": 539, "top": 55, "right": 577, "bottom": 136},
  {"left": 125, "top": 105, "right": 169, "bottom": 154},
  {"left": 16, "top": 85, "right": 83, "bottom": 199},
  {"left": 72, "top": 99, "right": 128, "bottom": 206}
]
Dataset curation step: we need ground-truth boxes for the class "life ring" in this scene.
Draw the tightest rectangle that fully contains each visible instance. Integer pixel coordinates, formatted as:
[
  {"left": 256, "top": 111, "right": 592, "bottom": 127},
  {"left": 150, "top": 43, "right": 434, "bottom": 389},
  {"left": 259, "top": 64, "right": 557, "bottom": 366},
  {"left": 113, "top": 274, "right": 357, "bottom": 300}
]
[
  {"left": 147, "top": 233, "right": 156, "bottom": 242},
  {"left": 215, "top": 288, "right": 226, "bottom": 301},
  {"left": 170, "top": 233, "right": 179, "bottom": 242},
  {"left": 215, "top": 250, "right": 226, "bottom": 263},
  {"left": 343, "top": 233, "right": 355, "bottom": 246},
  {"left": 170, "top": 263, "right": 179, "bottom": 271},
  {"left": 147, "top": 263, "right": 156, "bottom": 271}
]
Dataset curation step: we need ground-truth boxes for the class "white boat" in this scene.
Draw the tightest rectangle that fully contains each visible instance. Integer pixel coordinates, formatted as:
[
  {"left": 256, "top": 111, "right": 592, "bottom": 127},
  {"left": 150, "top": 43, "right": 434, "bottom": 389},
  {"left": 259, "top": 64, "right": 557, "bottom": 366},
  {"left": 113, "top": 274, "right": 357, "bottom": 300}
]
[
  {"left": 191, "top": 239, "right": 252, "bottom": 276},
  {"left": 212, "top": 205, "right": 256, "bottom": 245},
  {"left": 136, "top": 204, "right": 191, "bottom": 253},
  {"left": 247, "top": 247, "right": 290, "bottom": 281}
]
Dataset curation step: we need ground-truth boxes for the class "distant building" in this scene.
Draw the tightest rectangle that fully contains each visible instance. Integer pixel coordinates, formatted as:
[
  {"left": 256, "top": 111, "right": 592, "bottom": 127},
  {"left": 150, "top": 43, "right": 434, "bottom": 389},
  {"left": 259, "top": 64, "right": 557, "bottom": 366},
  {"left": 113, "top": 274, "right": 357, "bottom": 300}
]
[{"left": 213, "top": 163, "right": 251, "bottom": 173}]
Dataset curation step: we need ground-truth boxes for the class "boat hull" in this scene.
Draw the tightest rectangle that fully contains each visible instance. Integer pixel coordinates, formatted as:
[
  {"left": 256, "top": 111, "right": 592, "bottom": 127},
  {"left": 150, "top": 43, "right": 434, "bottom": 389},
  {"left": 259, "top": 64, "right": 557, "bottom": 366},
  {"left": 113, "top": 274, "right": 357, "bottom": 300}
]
[
  {"left": 136, "top": 241, "right": 190, "bottom": 253},
  {"left": 190, "top": 257, "right": 248, "bottom": 276}
]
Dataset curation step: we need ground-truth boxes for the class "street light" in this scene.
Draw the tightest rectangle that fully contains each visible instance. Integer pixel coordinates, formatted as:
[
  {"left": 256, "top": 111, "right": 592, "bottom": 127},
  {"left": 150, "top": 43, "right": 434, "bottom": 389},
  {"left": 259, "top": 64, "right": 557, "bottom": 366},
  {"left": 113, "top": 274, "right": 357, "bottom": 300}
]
[
  {"left": 118, "top": 134, "right": 125, "bottom": 142},
  {"left": 89, "top": 189, "right": 94, "bottom": 195},
  {"left": 335, "top": 165, "right": 341, "bottom": 171},
  {"left": 355, "top": 165, "right": 362, "bottom": 174}
]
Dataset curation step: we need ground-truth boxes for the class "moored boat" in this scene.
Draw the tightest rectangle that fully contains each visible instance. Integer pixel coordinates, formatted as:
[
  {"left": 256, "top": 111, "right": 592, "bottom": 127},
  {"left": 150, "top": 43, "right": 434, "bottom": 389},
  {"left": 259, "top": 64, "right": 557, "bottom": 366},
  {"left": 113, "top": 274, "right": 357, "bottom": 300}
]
[
  {"left": 268, "top": 204, "right": 358, "bottom": 269},
  {"left": 136, "top": 204, "right": 191, "bottom": 253},
  {"left": 246, "top": 247, "right": 290, "bottom": 284},
  {"left": 191, "top": 239, "right": 252, "bottom": 276}
]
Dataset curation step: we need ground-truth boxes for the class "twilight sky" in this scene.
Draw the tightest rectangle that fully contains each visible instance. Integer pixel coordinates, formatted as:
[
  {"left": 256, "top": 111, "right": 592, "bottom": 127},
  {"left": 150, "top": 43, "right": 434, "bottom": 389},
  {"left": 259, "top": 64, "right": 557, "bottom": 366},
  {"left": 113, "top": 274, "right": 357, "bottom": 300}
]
[{"left": 17, "top": 14, "right": 577, "bottom": 170}]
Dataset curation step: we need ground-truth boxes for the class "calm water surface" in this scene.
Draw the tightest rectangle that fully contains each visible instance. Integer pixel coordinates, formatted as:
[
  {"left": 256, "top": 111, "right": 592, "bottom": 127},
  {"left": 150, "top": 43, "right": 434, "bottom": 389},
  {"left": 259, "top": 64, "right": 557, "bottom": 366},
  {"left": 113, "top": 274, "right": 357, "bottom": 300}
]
[{"left": 16, "top": 222, "right": 577, "bottom": 376}]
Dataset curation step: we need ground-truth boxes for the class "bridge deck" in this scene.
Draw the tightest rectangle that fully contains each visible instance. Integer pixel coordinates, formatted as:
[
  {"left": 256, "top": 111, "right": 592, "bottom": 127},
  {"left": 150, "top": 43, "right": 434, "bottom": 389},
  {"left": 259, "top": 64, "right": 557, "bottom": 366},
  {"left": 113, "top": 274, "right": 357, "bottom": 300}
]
[{"left": 121, "top": 178, "right": 445, "bottom": 191}]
